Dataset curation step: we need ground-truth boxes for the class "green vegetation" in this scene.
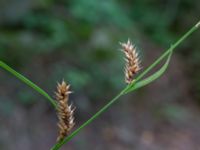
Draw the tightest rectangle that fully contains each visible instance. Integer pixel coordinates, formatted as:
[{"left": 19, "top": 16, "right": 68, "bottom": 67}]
[
  {"left": 1, "top": 20, "right": 199, "bottom": 150},
  {"left": 0, "top": 0, "right": 200, "bottom": 149}
]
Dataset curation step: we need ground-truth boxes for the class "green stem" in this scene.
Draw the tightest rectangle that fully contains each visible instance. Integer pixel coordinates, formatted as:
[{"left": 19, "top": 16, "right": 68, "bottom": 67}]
[
  {"left": 0, "top": 61, "right": 57, "bottom": 108},
  {"left": 125, "top": 20, "right": 200, "bottom": 92},
  {"left": 138, "top": 21, "right": 199, "bottom": 81},
  {"left": 51, "top": 20, "right": 200, "bottom": 150},
  {"left": 50, "top": 87, "right": 130, "bottom": 150}
]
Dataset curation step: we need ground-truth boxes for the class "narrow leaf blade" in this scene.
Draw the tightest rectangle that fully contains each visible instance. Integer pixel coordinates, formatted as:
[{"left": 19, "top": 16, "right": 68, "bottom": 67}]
[
  {"left": 125, "top": 50, "right": 172, "bottom": 93},
  {"left": 0, "top": 61, "right": 57, "bottom": 108}
]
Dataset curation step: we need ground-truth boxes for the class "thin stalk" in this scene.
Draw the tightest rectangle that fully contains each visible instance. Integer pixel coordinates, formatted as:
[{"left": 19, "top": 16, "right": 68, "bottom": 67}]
[
  {"left": 0, "top": 61, "right": 57, "bottom": 108},
  {"left": 50, "top": 87, "right": 129, "bottom": 150},
  {"left": 51, "top": 20, "right": 200, "bottom": 150},
  {"left": 125, "top": 20, "right": 200, "bottom": 92},
  {"left": 138, "top": 21, "right": 199, "bottom": 82}
]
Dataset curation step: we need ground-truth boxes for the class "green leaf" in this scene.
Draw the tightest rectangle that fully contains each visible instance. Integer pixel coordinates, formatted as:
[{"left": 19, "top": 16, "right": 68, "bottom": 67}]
[
  {"left": 125, "top": 50, "right": 172, "bottom": 93},
  {"left": 0, "top": 61, "right": 57, "bottom": 108}
]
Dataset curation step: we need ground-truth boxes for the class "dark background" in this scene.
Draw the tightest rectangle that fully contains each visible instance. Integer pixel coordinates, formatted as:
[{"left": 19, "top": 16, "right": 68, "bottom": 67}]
[{"left": 0, "top": 0, "right": 200, "bottom": 149}]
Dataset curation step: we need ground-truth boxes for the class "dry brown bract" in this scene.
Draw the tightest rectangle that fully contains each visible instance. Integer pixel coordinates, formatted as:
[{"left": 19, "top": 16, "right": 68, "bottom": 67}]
[
  {"left": 55, "top": 81, "right": 75, "bottom": 141},
  {"left": 120, "top": 39, "right": 141, "bottom": 84}
]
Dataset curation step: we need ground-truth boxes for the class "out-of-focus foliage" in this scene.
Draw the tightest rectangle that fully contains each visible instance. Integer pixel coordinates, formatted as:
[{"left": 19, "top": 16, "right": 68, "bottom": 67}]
[
  {"left": 0, "top": 0, "right": 199, "bottom": 101},
  {"left": 0, "top": 0, "right": 200, "bottom": 149},
  {"left": 0, "top": 0, "right": 199, "bottom": 113},
  {"left": 0, "top": 0, "right": 199, "bottom": 114},
  {"left": 69, "top": 0, "right": 131, "bottom": 27}
]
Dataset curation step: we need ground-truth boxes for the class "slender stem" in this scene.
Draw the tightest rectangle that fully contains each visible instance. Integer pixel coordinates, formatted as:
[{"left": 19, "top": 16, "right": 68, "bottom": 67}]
[
  {"left": 0, "top": 61, "right": 57, "bottom": 108},
  {"left": 51, "top": 20, "right": 200, "bottom": 150},
  {"left": 51, "top": 87, "right": 129, "bottom": 150},
  {"left": 125, "top": 20, "right": 200, "bottom": 92},
  {"left": 138, "top": 21, "right": 199, "bottom": 82}
]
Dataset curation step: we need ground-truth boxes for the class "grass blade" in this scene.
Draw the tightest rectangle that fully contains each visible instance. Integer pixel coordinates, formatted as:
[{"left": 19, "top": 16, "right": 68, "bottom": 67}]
[
  {"left": 0, "top": 61, "right": 57, "bottom": 108},
  {"left": 125, "top": 49, "right": 172, "bottom": 93}
]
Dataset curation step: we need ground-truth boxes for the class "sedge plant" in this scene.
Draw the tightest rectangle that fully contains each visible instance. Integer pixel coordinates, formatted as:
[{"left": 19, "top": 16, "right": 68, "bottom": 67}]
[{"left": 0, "top": 21, "right": 199, "bottom": 150}]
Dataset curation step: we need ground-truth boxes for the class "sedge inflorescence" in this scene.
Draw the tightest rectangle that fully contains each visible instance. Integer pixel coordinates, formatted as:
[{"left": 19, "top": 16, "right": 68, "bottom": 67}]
[
  {"left": 120, "top": 39, "right": 141, "bottom": 84},
  {"left": 55, "top": 81, "right": 75, "bottom": 141},
  {"left": 54, "top": 39, "right": 141, "bottom": 142}
]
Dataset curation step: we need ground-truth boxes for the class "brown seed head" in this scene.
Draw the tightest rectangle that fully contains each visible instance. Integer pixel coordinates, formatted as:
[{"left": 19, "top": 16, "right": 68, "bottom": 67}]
[
  {"left": 55, "top": 80, "right": 75, "bottom": 141},
  {"left": 120, "top": 39, "right": 141, "bottom": 84}
]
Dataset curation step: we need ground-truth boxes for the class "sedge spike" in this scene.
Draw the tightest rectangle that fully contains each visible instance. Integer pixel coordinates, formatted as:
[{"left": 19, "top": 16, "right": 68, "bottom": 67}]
[
  {"left": 120, "top": 39, "right": 141, "bottom": 84},
  {"left": 55, "top": 81, "right": 75, "bottom": 142}
]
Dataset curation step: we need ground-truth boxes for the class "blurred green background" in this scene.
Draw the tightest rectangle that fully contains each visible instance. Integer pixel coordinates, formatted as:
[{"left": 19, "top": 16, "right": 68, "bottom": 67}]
[{"left": 0, "top": 0, "right": 200, "bottom": 149}]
